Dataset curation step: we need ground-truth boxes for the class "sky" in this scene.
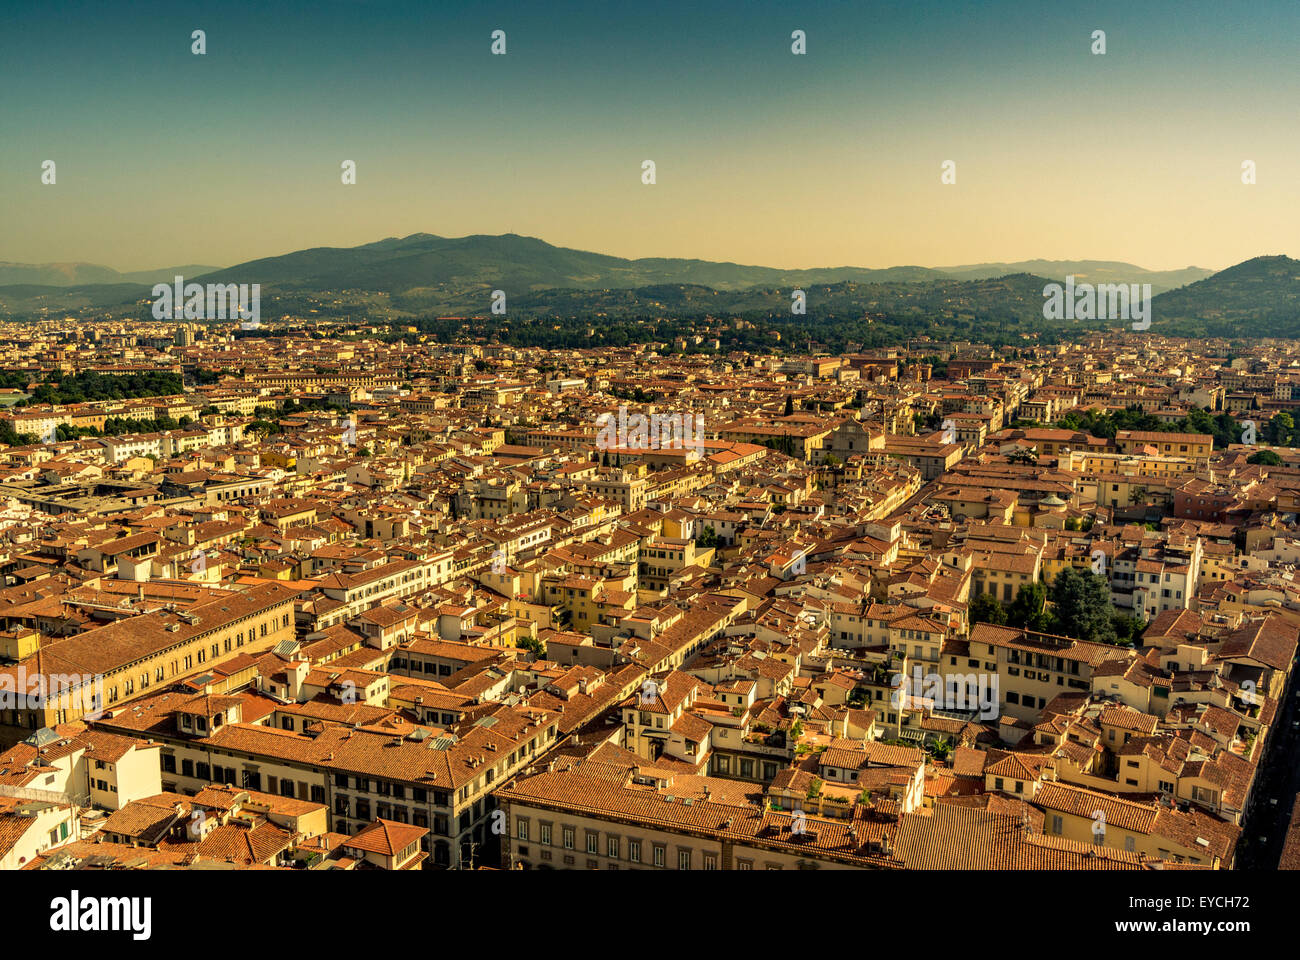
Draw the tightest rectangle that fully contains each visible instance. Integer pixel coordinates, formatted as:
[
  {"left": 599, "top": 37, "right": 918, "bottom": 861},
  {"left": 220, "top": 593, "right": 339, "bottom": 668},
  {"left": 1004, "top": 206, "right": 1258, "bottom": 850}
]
[{"left": 3, "top": 0, "right": 1298, "bottom": 274}]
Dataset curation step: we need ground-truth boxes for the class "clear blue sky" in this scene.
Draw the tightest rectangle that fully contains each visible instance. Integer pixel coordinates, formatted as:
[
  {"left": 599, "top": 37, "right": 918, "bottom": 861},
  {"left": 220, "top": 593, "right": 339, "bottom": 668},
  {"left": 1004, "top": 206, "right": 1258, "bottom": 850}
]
[{"left": 3, "top": 0, "right": 1297, "bottom": 272}]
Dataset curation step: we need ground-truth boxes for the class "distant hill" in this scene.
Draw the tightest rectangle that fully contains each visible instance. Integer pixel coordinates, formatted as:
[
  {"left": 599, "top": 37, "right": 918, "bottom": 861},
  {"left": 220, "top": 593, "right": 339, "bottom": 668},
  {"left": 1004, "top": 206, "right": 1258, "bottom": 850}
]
[
  {"left": 0, "top": 236, "right": 1209, "bottom": 306},
  {"left": 0, "top": 262, "right": 121, "bottom": 286},
  {"left": 187, "top": 233, "right": 953, "bottom": 294},
  {"left": 189, "top": 234, "right": 1206, "bottom": 296},
  {"left": 0, "top": 234, "right": 1292, "bottom": 338},
  {"left": 940, "top": 260, "right": 1211, "bottom": 294},
  {"left": 120, "top": 265, "right": 225, "bottom": 285},
  {"left": 0, "top": 261, "right": 221, "bottom": 288},
  {"left": 0, "top": 282, "right": 152, "bottom": 313},
  {"left": 1150, "top": 255, "right": 1300, "bottom": 334}
]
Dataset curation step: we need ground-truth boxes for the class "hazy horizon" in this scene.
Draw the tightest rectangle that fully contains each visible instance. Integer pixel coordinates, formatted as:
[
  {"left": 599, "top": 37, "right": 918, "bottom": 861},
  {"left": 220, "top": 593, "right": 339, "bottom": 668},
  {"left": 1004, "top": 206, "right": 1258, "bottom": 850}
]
[
  {"left": 0, "top": 232, "right": 1241, "bottom": 278},
  {"left": 4, "top": 0, "right": 1298, "bottom": 273}
]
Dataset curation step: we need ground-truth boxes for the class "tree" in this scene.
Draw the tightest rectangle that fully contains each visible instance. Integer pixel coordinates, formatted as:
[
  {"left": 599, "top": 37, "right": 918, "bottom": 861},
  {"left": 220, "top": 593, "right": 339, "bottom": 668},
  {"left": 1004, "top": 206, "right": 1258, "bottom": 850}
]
[
  {"left": 970, "top": 593, "right": 1007, "bottom": 626},
  {"left": 1268, "top": 412, "right": 1295, "bottom": 446},
  {"left": 1111, "top": 612, "right": 1146, "bottom": 647},
  {"left": 1007, "top": 581, "right": 1049, "bottom": 631},
  {"left": 1184, "top": 406, "right": 1214, "bottom": 434},
  {"left": 1048, "top": 567, "right": 1117, "bottom": 645},
  {"left": 1248, "top": 449, "right": 1282, "bottom": 466},
  {"left": 695, "top": 525, "right": 719, "bottom": 549},
  {"left": 783, "top": 395, "right": 794, "bottom": 417},
  {"left": 517, "top": 636, "right": 546, "bottom": 659}
]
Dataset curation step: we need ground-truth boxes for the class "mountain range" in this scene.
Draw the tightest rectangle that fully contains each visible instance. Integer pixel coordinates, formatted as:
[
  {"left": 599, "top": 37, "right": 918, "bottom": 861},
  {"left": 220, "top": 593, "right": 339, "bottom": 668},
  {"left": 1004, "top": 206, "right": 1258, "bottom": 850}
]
[
  {"left": 0, "top": 234, "right": 1294, "bottom": 335},
  {"left": 0, "top": 235, "right": 1211, "bottom": 294},
  {"left": 0, "top": 262, "right": 222, "bottom": 287}
]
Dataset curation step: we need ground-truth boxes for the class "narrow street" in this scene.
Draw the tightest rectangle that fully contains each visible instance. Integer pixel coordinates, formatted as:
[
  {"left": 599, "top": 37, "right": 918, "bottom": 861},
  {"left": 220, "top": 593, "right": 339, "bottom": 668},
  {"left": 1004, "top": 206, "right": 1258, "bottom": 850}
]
[{"left": 1238, "top": 667, "right": 1300, "bottom": 869}]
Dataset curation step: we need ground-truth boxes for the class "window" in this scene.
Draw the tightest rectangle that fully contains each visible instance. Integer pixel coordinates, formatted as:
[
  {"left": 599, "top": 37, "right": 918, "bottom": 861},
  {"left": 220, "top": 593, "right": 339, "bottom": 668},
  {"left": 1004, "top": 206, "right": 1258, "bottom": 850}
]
[
  {"left": 563, "top": 827, "right": 575, "bottom": 850},
  {"left": 516, "top": 817, "right": 529, "bottom": 841},
  {"left": 607, "top": 836, "right": 619, "bottom": 858},
  {"left": 540, "top": 823, "right": 552, "bottom": 845},
  {"left": 586, "top": 832, "right": 598, "bottom": 854},
  {"left": 628, "top": 839, "right": 641, "bottom": 863},
  {"left": 653, "top": 845, "right": 666, "bottom": 868},
  {"left": 678, "top": 849, "right": 691, "bottom": 870}
]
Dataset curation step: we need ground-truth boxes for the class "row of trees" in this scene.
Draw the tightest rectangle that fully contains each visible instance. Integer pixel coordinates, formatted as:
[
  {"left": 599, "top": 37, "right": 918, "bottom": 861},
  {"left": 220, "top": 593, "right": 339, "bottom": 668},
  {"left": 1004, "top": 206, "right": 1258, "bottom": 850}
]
[
  {"left": 970, "top": 567, "right": 1145, "bottom": 647},
  {"left": 1045, "top": 403, "right": 1293, "bottom": 452},
  {"left": 0, "top": 414, "right": 194, "bottom": 445},
  {"left": 19, "top": 371, "right": 184, "bottom": 406}
]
